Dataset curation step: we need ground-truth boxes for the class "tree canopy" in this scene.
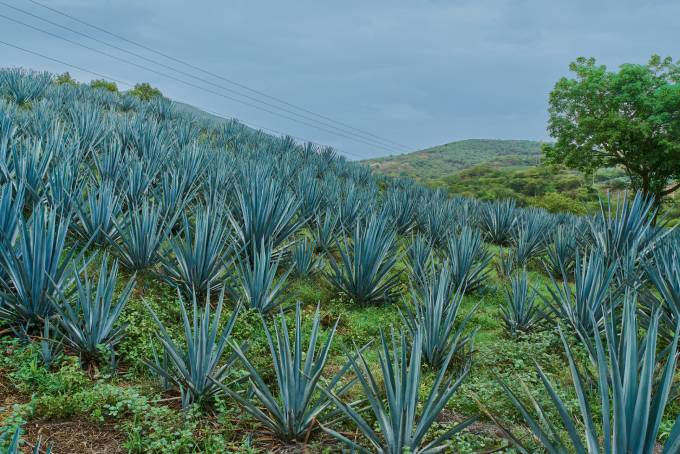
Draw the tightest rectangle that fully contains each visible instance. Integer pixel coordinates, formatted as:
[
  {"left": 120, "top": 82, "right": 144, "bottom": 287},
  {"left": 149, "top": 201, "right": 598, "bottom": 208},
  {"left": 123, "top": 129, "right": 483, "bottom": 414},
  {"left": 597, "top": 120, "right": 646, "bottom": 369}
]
[
  {"left": 543, "top": 55, "right": 680, "bottom": 209},
  {"left": 128, "top": 82, "right": 163, "bottom": 101},
  {"left": 90, "top": 79, "right": 118, "bottom": 92}
]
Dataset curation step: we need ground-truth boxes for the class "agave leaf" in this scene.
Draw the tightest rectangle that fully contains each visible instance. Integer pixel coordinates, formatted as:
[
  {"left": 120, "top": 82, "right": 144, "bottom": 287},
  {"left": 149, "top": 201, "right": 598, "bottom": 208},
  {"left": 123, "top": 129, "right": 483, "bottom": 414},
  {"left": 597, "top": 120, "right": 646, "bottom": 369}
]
[
  {"left": 215, "top": 302, "right": 350, "bottom": 442},
  {"left": 145, "top": 289, "right": 242, "bottom": 410},
  {"left": 53, "top": 254, "right": 135, "bottom": 367},
  {"left": 325, "top": 216, "right": 400, "bottom": 305},
  {"left": 323, "top": 328, "right": 474, "bottom": 453},
  {"left": 500, "top": 291, "right": 680, "bottom": 453}
]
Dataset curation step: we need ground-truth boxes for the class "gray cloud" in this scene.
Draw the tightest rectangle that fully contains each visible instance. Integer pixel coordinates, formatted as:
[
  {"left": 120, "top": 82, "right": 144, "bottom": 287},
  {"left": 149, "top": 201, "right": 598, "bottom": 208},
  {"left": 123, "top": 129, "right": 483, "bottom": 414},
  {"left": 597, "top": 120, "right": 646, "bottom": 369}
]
[{"left": 1, "top": 0, "right": 678, "bottom": 158}]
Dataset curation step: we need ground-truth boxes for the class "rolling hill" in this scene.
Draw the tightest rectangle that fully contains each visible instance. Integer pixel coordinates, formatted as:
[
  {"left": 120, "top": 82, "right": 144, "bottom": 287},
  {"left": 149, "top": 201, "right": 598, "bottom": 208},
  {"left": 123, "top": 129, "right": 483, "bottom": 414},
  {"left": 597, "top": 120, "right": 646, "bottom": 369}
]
[{"left": 365, "top": 139, "right": 543, "bottom": 182}]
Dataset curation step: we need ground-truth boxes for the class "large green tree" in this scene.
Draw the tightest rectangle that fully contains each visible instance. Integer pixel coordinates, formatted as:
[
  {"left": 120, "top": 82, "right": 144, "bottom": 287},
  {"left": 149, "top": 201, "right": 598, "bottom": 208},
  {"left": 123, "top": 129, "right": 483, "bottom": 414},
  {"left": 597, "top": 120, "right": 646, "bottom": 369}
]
[{"left": 543, "top": 55, "right": 680, "bottom": 209}]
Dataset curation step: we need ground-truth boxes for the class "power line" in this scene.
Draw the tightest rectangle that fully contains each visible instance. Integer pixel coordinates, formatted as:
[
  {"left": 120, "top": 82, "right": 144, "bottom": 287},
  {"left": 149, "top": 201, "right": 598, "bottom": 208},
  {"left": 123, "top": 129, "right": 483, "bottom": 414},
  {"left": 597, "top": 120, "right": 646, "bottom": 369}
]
[
  {"left": 0, "top": 3, "right": 396, "bottom": 153},
  {"left": 0, "top": 38, "right": 365, "bottom": 159},
  {"left": 26, "top": 0, "right": 410, "bottom": 151}
]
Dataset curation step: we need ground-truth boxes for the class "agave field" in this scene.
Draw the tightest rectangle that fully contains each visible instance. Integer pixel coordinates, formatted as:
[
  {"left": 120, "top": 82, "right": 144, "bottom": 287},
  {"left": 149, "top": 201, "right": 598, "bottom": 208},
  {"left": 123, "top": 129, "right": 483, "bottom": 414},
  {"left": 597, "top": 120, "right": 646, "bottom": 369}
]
[{"left": 0, "top": 68, "right": 679, "bottom": 453}]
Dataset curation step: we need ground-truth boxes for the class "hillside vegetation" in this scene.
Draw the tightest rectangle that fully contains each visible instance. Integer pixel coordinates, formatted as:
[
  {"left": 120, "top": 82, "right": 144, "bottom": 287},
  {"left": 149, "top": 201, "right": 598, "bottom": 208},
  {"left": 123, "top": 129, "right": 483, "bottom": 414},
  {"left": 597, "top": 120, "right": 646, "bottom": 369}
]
[
  {"left": 368, "top": 140, "right": 680, "bottom": 222},
  {"left": 366, "top": 139, "right": 542, "bottom": 181},
  {"left": 0, "top": 69, "right": 679, "bottom": 454}
]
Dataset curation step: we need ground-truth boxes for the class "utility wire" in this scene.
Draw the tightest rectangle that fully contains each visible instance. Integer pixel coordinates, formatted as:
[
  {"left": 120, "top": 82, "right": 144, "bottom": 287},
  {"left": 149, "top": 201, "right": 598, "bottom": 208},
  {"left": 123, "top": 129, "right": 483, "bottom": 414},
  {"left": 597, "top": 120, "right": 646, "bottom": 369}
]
[
  {"left": 26, "top": 0, "right": 410, "bottom": 150},
  {"left": 0, "top": 3, "right": 394, "bottom": 153},
  {"left": 0, "top": 38, "right": 365, "bottom": 159}
]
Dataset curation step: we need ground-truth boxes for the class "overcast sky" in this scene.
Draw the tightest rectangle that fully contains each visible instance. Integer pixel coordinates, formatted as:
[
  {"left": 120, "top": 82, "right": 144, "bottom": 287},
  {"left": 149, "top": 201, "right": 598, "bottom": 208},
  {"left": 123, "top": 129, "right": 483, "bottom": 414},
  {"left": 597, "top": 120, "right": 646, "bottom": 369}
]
[{"left": 1, "top": 0, "right": 678, "bottom": 159}]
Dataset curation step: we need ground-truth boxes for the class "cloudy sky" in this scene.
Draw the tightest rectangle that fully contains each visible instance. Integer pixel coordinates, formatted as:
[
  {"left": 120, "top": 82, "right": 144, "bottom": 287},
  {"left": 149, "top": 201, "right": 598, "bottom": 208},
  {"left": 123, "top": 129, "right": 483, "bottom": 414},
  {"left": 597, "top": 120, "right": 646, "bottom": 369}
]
[{"left": 1, "top": 0, "right": 678, "bottom": 159}]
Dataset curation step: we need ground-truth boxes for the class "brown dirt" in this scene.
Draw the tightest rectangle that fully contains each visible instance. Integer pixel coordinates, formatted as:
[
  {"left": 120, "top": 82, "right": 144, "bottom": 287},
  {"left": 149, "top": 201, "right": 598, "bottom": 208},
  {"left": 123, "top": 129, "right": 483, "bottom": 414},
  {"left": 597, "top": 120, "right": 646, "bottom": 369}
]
[{"left": 21, "top": 417, "right": 125, "bottom": 454}]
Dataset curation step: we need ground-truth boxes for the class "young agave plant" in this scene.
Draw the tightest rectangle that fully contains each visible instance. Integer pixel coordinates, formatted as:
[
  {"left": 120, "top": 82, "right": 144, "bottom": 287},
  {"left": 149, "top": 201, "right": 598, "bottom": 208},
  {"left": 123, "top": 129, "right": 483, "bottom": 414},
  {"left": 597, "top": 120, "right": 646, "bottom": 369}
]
[
  {"left": 544, "top": 249, "right": 617, "bottom": 340},
  {"left": 146, "top": 290, "right": 241, "bottom": 410},
  {"left": 230, "top": 165, "right": 304, "bottom": 251},
  {"left": 54, "top": 255, "right": 135, "bottom": 369},
  {"left": 478, "top": 199, "right": 517, "bottom": 245},
  {"left": 544, "top": 224, "right": 578, "bottom": 276},
  {"left": 384, "top": 189, "right": 417, "bottom": 234},
  {"left": 218, "top": 303, "right": 351, "bottom": 442},
  {"left": 498, "top": 292, "right": 680, "bottom": 454},
  {"left": 72, "top": 181, "right": 123, "bottom": 247},
  {"left": 406, "top": 234, "right": 434, "bottom": 285},
  {"left": 40, "top": 316, "right": 63, "bottom": 370},
  {"left": 323, "top": 328, "right": 476, "bottom": 453},
  {"left": 417, "top": 201, "right": 452, "bottom": 248},
  {"left": 511, "top": 212, "right": 549, "bottom": 268},
  {"left": 401, "top": 263, "right": 477, "bottom": 369},
  {"left": 161, "top": 208, "right": 231, "bottom": 300},
  {"left": 291, "top": 237, "right": 319, "bottom": 277},
  {"left": 113, "top": 200, "right": 172, "bottom": 272},
  {"left": 0, "top": 204, "right": 87, "bottom": 331},
  {"left": 446, "top": 226, "right": 492, "bottom": 293},
  {"left": 644, "top": 241, "right": 680, "bottom": 339},
  {"left": 12, "top": 139, "right": 53, "bottom": 206},
  {"left": 0, "top": 68, "right": 52, "bottom": 106},
  {"left": 238, "top": 241, "right": 291, "bottom": 314},
  {"left": 0, "top": 183, "right": 24, "bottom": 246},
  {"left": 311, "top": 208, "right": 339, "bottom": 253},
  {"left": 501, "top": 270, "right": 543, "bottom": 336},
  {"left": 325, "top": 217, "right": 400, "bottom": 305},
  {"left": 590, "top": 191, "right": 664, "bottom": 269}
]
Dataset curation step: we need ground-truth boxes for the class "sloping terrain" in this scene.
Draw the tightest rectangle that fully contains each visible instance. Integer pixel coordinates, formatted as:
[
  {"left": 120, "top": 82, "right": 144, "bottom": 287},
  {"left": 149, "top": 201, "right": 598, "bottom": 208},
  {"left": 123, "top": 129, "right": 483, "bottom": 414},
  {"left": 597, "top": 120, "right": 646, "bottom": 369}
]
[
  {"left": 0, "top": 68, "right": 678, "bottom": 454},
  {"left": 366, "top": 139, "right": 542, "bottom": 181}
]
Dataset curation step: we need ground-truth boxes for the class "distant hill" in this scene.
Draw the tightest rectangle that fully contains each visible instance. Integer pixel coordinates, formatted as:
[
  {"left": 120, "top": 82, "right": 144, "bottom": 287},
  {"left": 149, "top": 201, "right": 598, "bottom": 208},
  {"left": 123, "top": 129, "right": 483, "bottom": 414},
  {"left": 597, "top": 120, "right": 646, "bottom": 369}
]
[{"left": 365, "top": 139, "right": 543, "bottom": 182}]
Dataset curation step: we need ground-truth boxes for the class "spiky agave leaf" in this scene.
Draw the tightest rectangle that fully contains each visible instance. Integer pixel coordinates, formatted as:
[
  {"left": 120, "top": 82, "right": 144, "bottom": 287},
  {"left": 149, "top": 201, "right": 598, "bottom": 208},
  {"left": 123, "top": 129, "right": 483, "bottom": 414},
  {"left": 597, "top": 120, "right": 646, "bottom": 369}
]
[
  {"left": 72, "top": 181, "right": 123, "bottom": 247},
  {"left": 311, "top": 208, "right": 339, "bottom": 253},
  {"left": 295, "top": 168, "right": 324, "bottom": 222},
  {"left": 146, "top": 289, "right": 242, "bottom": 410},
  {"left": 417, "top": 200, "right": 452, "bottom": 248},
  {"left": 478, "top": 199, "right": 517, "bottom": 245},
  {"left": 113, "top": 200, "right": 173, "bottom": 272},
  {"left": 406, "top": 234, "right": 433, "bottom": 285},
  {"left": 0, "top": 183, "right": 23, "bottom": 249},
  {"left": 217, "top": 303, "right": 351, "bottom": 442},
  {"left": 40, "top": 316, "right": 63, "bottom": 370},
  {"left": 401, "top": 262, "right": 477, "bottom": 369},
  {"left": 12, "top": 138, "right": 53, "bottom": 206},
  {"left": 498, "top": 291, "right": 680, "bottom": 454},
  {"left": 446, "top": 226, "right": 492, "bottom": 293},
  {"left": 644, "top": 239, "right": 680, "bottom": 340},
  {"left": 291, "top": 236, "right": 319, "bottom": 277},
  {"left": 544, "top": 248, "right": 617, "bottom": 339},
  {"left": 589, "top": 191, "right": 667, "bottom": 286},
  {"left": 67, "top": 101, "right": 110, "bottom": 153},
  {"left": 323, "top": 328, "right": 476, "bottom": 453},
  {"left": 1, "top": 427, "right": 52, "bottom": 454},
  {"left": 237, "top": 240, "right": 290, "bottom": 314},
  {"left": 0, "top": 68, "right": 52, "bottom": 106},
  {"left": 161, "top": 207, "right": 232, "bottom": 299},
  {"left": 54, "top": 254, "right": 134, "bottom": 367},
  {"left": 325, "top": 216, "right": 400, "bottom": 305},
  {"left": 230, "top": 164, "right": 304, "bottom": 251},
  {"left": 0, "top": 203, "right": 88, "bottom": 331},
  {"left": 544, "top": 223, "right": 578, "bottom": 276},
  {"left": 501, "top": 270, "right": 544, "bottom": 336},
  {"left": 384, "top": 188, "right": 417, "bottom": 234},
  {"left": 511, "top": 209, "right": 551, "bottom": 268}
]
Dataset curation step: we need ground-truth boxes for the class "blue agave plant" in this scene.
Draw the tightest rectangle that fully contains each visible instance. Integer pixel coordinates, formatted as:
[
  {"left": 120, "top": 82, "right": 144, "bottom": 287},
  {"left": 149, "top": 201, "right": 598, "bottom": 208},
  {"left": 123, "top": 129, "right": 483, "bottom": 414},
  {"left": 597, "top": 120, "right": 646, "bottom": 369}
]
[
  {"left": 498, "top": 291, "right": 680, "bottom": 454},
  {"left": 217, "top": 303, "right": 352, "bottom": 442},
  {"left": 325, "top": 216, "right": 400, "bottom": 305},
  {"left": 146, "top": 289, "right": 242, "bottom": 410},
  {"left": 53, "top": 254, "right": 135, "bottom": 369},
  {"left": 323, "top": 328, "right": 476, "bottom": 453}
]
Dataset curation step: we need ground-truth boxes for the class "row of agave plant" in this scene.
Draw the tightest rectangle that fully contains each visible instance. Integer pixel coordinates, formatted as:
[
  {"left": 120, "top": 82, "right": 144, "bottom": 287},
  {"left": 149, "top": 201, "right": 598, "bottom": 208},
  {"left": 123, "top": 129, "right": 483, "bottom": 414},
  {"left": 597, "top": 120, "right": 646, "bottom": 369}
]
[{"left": 0, "top": 67, "right": 679, "bottom": 452}]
